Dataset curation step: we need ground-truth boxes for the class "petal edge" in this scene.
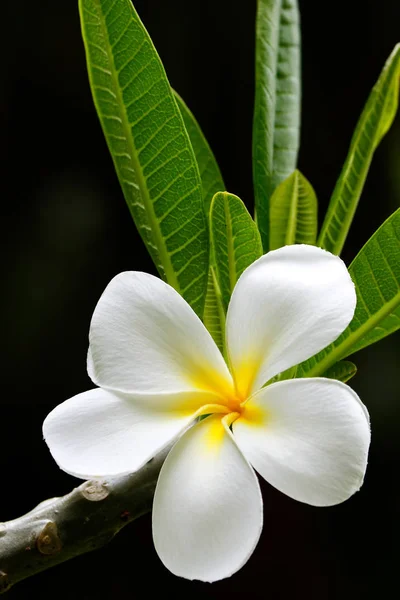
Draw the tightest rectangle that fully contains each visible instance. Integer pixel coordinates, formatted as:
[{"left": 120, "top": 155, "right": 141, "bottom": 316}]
[
  {"left": 226, "top": 245, "right": 357, "bottom": 395},
  {"left": 89, "top": 271, "right": 233, "bottom": 397},
  {"left": 233, "top": 378, "right": 370, "bottom": 506},
  {"left": 152, "top": 415, "right": 263, "bottom": 582},
  {"left": 43, "top": 388, "right": 198, "bottom": 479}
]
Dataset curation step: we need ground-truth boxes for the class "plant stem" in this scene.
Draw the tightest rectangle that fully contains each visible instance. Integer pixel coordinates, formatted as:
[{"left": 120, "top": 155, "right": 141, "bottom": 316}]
[{"left": 0, "top": 448, "right": 169, "bottom": 594}]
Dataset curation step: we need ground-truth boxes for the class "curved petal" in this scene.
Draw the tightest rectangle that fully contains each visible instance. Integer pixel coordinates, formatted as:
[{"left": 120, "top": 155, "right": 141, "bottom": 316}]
[
  {"left": 233, "top": 378, "right": 370, "bottom": 506},
  {"left": 88, "top": 272, "right": 233, "bottom": 398},
  {"left": 152, "top": 415, "right": 263, "bottom": 582},
  {"left": 226, "top": 245, "right": 356, "bottom": 396},
  {"left": 43, "top": 388, "right": 204, "bottom": 479}
]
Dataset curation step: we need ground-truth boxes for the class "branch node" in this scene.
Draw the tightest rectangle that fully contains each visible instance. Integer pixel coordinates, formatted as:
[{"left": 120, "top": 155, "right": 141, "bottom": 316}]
[
  {"left": 36, "top": 522, "right": 62, "bottom": 556},
  {"left": 0, "top": 445, "right": 170, "bottom": 591},
  {"left": 0, "top": 572, "right": 10, "bottom": 594},
  {"left": 81, "top": 480, "right": 109, "bottom": 502}
]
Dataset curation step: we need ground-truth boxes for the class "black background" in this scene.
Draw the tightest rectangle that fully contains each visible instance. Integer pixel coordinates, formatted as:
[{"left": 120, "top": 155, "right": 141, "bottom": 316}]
[{"left": 2, "top": 1, "right": 400, "bottom": 598}]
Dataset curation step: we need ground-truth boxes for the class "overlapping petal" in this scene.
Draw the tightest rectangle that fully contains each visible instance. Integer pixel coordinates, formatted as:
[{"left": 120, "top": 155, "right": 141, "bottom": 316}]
[
  {"left": 88, "top": 272, "right": 233, "bottom": 398},
  {"left": 43, "top": 388, "right": 208, "bottom": 479},
  {"left": 226, "top": 245, "right": 356, "bottom": 396},
  {"left": 152, "top": 415, "right": 263, "bottom": 582},
  {"left": 233, "top": 378, "right": 370, "bottom": 506}
]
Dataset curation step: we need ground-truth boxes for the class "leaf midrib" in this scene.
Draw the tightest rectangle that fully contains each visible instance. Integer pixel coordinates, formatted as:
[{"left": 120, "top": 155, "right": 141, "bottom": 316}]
[
  {"left": 210, "top": 265, "right": 227, "bottom": 358},
  {"left": 318, "top": 49, "right": 400, "bottom": 255},
  {"left": 285, "top": 171, "right": 299, "bottom": 244},
  {"left": 223, "top": 194, "right": 237, "bottom": 295},
  {"left": 323, "top": 97, "right": 383, "bottom": 254},
  {"left": 306, "top": 289, "right": 400, "bottom": 376},
  {"left": 92, "top": 0, "right": 179, "bottom": 290}
]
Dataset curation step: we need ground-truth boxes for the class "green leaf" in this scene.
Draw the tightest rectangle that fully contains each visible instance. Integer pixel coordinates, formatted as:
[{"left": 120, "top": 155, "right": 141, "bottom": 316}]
[
  {"left": 299, "top": 208, "right": 400, "bottom": 377},
  {"left": 318, "top": 44, "right": 400, "bottom": 255},
  {"left": 79, "top": 0, "right": 208, "bottom": 316},
  {"left": 321, "top": 361, "right": 357, "bottom": 384},
  {"left": 202, "top": 267, "right": 226, "bottom": 353},
  {"left": 270, "top": 170, "right": 317, "bottom": 250},
  {"left": 174, "top": 92, "right": 225, "bottom": 215},
  {"left": 172, "top": 92, "right": 226, "bottom": 348},
  {"left": 253, "top": 0, "right": 301, "bottom": 252},
  {"left": 268, "top": 365, "right": 297, "bottom": 385},
  {"left": 210, "top": 192, "right": 263, "bottom": 312}
]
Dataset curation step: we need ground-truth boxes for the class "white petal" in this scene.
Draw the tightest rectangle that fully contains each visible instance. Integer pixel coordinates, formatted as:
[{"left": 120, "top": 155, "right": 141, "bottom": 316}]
[
  {"left": 88, "top": 272, "right": 233, "bottom": 397},
  {"left": 226, "top": 245, "right": 356, "bottom": 396},
  {"left": 43, "top": 388, "right": 203, "bottom": 479},
  {"left": 152, "top": 415, "right": 263, "bottom": 582},
  {"left": 233, "top": 378, "right": 370, "bottom": 506}
]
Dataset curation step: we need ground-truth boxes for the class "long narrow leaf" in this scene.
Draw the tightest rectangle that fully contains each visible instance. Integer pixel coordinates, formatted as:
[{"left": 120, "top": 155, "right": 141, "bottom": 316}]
[
  {"left": 300, "top": 208, "right": 400, "bottom": 377},
  {"left": 202, "top": 268, "right": 225, "bottom": 353},
  {"left": 210, "top": 192, "right": 263, "bottom": 312},
  {"left": 270, "top": 170, "right": 317, "bottom": 249},
  {"left": 253, "top": 0, "right": 301, "bottom": 251},
  {"left": 173, "top": 92, "right": 226, "bottom": 348},
  {"left": 79, "top": 0, "right": 208, "bottom": 316},
  {"left": 174, "top": 92, "right": 225, "bottom": 215},
  {"left": 321, "top": 361, "right": 357, "bottom": 384},
  {"left": 318, "top": 44, "right": 400, "bottom": 255}
]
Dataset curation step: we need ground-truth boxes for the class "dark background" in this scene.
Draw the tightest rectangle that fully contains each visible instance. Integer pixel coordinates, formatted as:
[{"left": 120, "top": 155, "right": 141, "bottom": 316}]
[{"left": 2, "top": 0, "right": 399, "bottom": 598}]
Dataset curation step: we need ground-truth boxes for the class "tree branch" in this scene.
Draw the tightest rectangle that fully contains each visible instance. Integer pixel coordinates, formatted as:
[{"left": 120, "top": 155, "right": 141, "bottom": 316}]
[{"left": 0, "top": 448, "right": 169, "bottom": 594}]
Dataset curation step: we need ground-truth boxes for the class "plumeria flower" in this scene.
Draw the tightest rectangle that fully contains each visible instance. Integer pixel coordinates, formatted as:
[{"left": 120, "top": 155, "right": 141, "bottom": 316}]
[{"left": 43, "top": 244, "right": 370, "bottom": 582}]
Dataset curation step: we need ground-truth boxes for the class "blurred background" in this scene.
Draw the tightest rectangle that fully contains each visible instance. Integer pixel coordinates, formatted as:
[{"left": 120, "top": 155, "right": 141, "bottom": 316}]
[{"left": 2, "top": 0, "right": 399, "bottom": 598}]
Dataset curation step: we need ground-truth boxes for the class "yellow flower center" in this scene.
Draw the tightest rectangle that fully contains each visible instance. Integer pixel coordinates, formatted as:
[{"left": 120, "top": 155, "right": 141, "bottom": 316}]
[
  {"left": 193, "top": 373, "right": 262, "bottom": 426},
  {"left": 185, "top": 355, "right": 265, "bottom": 444},
  {"left": 200, "top": 402, "right": 265, "bottom": 453}
]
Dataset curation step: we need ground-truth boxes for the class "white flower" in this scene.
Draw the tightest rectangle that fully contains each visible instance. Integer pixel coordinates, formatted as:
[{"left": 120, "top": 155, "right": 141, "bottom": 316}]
[{"left": 43, "top": 244, "right": 370, "bottom": 582}]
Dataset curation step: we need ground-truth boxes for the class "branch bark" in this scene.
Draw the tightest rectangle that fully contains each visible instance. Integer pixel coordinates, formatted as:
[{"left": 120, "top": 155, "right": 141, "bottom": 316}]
[{"left": 0, "top": 448, "right": 168, "bottom": 594}]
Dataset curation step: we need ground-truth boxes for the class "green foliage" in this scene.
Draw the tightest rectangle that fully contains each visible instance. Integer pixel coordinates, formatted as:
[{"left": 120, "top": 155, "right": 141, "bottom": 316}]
[
  {"left": 173, "top": 92, "right": 226, "bottom": 349},
  {"left": 80, "top": 1, "right": 400, "bottom": 371},
  {"left": 270, "top": 170, "right": 317, "bottom": 249},
  {"left": 253, "top": 0, "right": 301, "bottom": 252},
  {"left": 321, "top": 361, "right": 357, "bottom": 384},
  {"left": 174, "top": 92, "right": 225, "bottom": 216},
  {"left": 203, "top": 268, "right": 225, "bottom": 353},
  {"left": 210, "top": 192, "right": 263, "bottom": 312},
  {"left": 318, "top": 44, "right": 400, "bottom": 255},
  {"left": 79, "top": 0, "right": 209, "bottom": 316},
  {"left": 268, "top": 365, "right": 298, "bottom": 385},
  {"left": 300, "top": 208, "right": 400, "bottom": 376}
]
